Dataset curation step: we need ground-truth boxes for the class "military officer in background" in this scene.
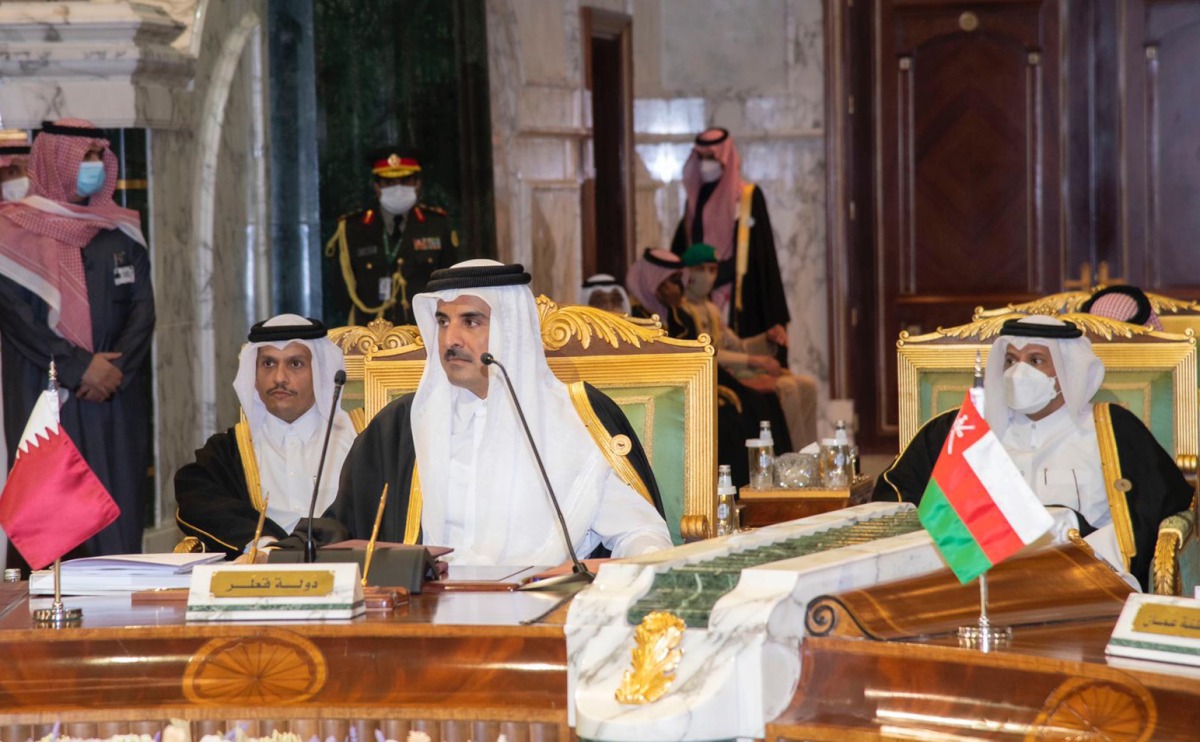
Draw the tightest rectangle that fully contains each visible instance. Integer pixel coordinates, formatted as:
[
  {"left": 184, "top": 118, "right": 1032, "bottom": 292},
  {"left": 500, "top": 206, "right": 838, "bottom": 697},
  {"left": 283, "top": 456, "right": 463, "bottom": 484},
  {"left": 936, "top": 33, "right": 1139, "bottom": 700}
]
[{"left": 325, "top": 148, "right": 458, "bottom": 326}]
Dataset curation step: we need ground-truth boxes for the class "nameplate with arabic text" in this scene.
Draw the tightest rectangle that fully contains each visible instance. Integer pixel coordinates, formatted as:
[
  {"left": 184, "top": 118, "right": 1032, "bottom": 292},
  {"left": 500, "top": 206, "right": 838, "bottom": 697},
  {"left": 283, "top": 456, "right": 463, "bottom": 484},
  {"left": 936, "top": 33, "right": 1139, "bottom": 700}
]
[{"left": 209, "top": 570, "right": 334, "bottom": 598}]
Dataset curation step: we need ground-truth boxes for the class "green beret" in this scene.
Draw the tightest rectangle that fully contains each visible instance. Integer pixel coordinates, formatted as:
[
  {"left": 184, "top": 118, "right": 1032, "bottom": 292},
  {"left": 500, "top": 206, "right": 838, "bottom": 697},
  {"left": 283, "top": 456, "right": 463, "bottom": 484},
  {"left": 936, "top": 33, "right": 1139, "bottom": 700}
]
[{"left": 682, "top": 243, "right": 717, "bottom": 266}]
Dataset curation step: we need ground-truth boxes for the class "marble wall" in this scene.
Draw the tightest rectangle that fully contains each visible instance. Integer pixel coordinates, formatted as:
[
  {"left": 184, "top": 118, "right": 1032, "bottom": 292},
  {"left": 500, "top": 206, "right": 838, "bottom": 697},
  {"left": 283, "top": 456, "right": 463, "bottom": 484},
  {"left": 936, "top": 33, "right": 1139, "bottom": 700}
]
[
  {"left": 0, "top": 0, "right": 270, "bottom": 548},
  {"left": 485, "top": 0, "right": 829, "bottom": 417},
  {"left": 149, "top": 0, "right": 270, "bottom": 549}
]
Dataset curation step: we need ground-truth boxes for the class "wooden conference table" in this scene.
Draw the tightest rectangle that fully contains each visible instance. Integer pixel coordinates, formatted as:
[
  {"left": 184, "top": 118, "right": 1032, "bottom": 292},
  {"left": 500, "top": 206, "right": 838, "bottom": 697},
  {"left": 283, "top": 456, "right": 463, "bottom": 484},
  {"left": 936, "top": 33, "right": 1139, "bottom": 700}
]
[{"left": 3, "top": 549, "right": 1200, "bottom": 741}]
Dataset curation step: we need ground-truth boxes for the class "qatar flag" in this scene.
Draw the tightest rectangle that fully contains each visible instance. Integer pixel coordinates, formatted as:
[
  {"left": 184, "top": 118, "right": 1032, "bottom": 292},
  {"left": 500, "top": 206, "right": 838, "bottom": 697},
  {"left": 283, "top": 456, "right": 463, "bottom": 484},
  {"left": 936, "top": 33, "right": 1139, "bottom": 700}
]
[{"left": 0, "top": 382, "right": 119, "bottom": 570}]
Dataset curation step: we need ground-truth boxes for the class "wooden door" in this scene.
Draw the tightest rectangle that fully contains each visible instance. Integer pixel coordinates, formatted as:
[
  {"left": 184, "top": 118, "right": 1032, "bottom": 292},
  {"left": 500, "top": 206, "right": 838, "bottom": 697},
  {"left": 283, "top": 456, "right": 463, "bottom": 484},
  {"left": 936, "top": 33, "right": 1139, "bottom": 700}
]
[
  {"left": 1121, "top": 0, "right": 1200, "bottom": 297},
  {"left": 874, "top": 0, "right": 1066, "bottom": 443}
]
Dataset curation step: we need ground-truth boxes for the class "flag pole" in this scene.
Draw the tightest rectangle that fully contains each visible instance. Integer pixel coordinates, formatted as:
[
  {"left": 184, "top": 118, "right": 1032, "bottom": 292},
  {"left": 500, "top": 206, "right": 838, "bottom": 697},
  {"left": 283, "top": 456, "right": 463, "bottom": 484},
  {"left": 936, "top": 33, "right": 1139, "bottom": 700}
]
[
  {"left": 30, "top": 361, "right": 83, "bottom": 627},
  {"left": 957, "top": 572, "right": 1011, "bottom": 651},
  {"left": 955, "top": 352, "right": 1009, "bottom": 651},
  {"left": 32, "top": 558, "right": 82, "bottom": 626}
]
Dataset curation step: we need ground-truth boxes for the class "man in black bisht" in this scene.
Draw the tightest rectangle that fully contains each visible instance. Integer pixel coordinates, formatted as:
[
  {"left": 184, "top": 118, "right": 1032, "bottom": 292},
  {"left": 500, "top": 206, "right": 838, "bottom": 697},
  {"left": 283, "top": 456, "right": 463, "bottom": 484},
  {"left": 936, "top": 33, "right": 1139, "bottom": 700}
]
[
  {"left": 874, "top": 316, "right": 1192, "bottom": 591},
  {"left": 174, "top": 316, "right": 359, "bottom": 558},
  {"left": 325, "top": 149, "right": 458, "bottom": 326},
  {"left": 330, "top": 260, "right": 672, "bottom": 566},
  {"left": 671, "top": 128, "right": 790, "bottom": 347}
]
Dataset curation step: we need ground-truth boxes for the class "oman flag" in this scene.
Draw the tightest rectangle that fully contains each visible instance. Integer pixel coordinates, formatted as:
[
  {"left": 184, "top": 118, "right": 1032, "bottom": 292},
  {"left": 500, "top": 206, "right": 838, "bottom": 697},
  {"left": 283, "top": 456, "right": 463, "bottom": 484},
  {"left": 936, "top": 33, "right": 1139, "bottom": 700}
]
[
  {"left": 918, "top": 391, "right": 1054, "bottom": 583},
  {"left": 0, "top": 382, "right": 119, "bottom": 570}
]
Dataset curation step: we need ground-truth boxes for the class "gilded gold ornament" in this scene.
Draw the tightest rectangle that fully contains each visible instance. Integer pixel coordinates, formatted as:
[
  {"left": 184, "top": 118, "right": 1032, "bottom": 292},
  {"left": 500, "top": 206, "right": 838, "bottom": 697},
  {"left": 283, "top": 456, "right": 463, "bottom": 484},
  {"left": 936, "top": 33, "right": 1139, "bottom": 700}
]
[{"left": 615, "top": 611, "right": 686, "bottom": 705}]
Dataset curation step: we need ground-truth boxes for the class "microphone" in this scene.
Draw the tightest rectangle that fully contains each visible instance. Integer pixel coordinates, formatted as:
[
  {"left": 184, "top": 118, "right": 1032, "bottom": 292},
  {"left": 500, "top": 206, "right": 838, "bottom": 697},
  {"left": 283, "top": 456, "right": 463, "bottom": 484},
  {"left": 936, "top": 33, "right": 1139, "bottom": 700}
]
[
  {"left": 305, "top": 369, "right": 347, "bottom": 563},
  {"left": 481, "top": 352, "right": 594, "bottom": 587}
]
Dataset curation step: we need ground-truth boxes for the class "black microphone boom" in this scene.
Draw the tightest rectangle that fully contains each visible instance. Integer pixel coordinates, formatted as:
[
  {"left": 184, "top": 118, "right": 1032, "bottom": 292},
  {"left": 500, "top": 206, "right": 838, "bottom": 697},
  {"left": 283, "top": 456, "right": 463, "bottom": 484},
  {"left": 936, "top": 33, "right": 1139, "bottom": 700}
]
[
  {"left": 481, "top": 352, "right": 594, "bottom": 587},
  {"left": 305, "top": 369, "right": 347, "bottom": 563}
]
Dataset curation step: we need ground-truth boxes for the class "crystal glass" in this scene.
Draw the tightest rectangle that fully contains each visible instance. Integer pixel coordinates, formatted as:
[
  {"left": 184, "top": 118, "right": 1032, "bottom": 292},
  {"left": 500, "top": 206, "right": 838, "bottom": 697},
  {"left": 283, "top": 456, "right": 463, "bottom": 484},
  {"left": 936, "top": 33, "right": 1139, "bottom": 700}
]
[{"left": 774, "top": 452, "right": 819, "bottom": 488}]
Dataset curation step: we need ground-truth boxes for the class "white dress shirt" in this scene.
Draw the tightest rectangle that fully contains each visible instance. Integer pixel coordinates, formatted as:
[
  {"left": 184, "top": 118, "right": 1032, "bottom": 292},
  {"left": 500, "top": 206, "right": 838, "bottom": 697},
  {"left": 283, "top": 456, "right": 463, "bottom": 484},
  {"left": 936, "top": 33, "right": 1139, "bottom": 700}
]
[
  {"left": 433, "top": 388, "right": 670, "bottom": 565},
  {"left": 256, "top": 405, "right": 330, "bottom": 535},
  {"left": 1003, "top": 405, "right": 1137, "bottom": 588}
]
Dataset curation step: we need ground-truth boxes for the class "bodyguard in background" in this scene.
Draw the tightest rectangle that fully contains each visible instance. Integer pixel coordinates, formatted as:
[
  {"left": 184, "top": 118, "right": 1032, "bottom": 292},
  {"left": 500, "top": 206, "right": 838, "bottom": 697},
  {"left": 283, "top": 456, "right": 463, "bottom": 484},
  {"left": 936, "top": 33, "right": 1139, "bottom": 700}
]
[{"left": 325, "top": 148, "right": 458, "bottom": 326}]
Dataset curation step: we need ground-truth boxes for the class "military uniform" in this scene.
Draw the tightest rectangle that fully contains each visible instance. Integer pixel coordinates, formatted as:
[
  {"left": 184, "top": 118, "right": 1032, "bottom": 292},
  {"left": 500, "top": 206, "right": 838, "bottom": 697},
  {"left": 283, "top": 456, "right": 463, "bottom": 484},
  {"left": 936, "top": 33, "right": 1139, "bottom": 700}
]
[{"left": 326, "top": 204, "right": 457, "bottom": 326}]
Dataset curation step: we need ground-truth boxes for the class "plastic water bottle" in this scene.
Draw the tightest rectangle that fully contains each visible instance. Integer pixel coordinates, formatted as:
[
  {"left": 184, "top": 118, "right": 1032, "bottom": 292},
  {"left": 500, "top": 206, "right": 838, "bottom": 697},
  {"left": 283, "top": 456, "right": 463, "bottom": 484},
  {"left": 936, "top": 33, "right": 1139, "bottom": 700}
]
[
  {"left": 746, "top": 437, "right": 774, "bottom": 490},
  {"left": 716, "top": 464, "right": 738, "bottom": 536},
  {"left": 824, "top": 420, "right": 851, "bottom": 488},
  {"left": 759, "top": 420, "right": 775, "bottom": 458}
]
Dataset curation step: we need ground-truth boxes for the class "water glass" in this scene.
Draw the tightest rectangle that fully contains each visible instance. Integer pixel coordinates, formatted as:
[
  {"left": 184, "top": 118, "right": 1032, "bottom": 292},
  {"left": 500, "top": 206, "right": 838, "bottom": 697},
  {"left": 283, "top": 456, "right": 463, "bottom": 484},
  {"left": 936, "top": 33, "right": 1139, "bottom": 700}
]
[{"left": 774, "top": 452, "right": 819, "bottom": 488}]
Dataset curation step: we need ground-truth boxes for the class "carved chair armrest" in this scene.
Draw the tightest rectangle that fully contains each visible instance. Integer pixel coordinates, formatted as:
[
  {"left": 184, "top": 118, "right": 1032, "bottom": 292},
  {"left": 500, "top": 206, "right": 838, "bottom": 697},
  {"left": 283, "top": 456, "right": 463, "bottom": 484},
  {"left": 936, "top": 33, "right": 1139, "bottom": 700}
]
[{"left": 1153, "top": 508, "right": 1197, "bottom": 595}]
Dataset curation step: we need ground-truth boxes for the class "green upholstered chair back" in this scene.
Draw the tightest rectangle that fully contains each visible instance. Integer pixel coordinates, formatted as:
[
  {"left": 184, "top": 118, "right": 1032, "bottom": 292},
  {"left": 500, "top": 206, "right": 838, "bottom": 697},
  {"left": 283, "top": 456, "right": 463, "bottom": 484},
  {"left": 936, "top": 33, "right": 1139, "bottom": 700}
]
[
  {"left": 357, "top": 297, "right": 717, "bottom": 544},
  {"left": 896, "top": 313, "right": 1198, "bottom": 476}
]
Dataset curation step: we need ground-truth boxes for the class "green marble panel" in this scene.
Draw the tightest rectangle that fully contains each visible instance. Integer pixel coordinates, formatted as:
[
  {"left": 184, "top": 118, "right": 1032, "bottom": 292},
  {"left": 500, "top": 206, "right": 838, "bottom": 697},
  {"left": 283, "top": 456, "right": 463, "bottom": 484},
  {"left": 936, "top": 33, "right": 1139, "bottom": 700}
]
[{"left": 627, "top": 511, "right": 922, "bottom": 628}]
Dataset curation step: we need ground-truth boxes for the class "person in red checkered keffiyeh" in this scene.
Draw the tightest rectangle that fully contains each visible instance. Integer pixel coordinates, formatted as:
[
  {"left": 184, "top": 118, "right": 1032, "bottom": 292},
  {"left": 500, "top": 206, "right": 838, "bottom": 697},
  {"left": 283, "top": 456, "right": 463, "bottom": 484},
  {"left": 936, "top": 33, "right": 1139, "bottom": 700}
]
[{"left": 0, "top": 118, "right": 155, "bottom": 561}]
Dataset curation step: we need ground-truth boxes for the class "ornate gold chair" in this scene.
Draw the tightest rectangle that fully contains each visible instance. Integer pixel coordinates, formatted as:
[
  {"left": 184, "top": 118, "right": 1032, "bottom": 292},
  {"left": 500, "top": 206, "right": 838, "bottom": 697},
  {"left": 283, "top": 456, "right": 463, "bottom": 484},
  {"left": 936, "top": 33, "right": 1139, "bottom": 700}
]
[
  {"left": 355, "top": 297, "right": 717, "bottom": 545},
  {"left": 328, "top": 319, "right": 421, "bottom": 432},
  {"left": 897, "top": 310, "right": 1198, "bottom": 595},
  {"left": 973, "top": 286, "right": 1200, "bottom": 339}
]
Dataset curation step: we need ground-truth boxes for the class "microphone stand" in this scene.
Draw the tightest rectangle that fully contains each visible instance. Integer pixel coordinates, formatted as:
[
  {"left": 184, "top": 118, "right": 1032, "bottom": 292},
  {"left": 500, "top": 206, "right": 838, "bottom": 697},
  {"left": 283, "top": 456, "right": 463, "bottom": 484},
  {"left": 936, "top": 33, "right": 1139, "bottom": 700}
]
[
  {"left": 481, "top": 353, "right": 594, "bottom": 589},
  {"left": 305, "top": 370, "right": 347, "bottom": 563}
]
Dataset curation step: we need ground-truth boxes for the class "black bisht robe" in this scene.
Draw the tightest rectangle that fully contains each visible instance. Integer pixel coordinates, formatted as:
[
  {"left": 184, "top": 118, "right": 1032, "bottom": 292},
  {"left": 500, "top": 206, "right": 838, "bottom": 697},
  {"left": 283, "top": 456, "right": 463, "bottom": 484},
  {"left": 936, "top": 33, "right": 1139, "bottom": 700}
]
[
  {"left": 872, "top": 405, "right": 1194, "bottom": 590},
  {"left": 671, "top": 184, "right": 790, "bottom": 339},
  {"left": 0, "top": 228, "right": 154, "bottom": 557},
  {"left": 331, "top": 384, "right": 664, "bottom": 554},
  {"left": 174, "top": 428, "right": 291, "bottom": 558}
]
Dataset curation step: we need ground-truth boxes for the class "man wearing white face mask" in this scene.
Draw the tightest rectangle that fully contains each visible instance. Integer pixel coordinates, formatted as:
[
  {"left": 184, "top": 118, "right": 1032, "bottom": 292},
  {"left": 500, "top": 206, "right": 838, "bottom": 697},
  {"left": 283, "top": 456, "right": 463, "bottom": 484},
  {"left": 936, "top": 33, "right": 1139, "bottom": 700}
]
[
  {"left": 0, "top": 134, "right": 31, "bottom": 202},
  {"left": 0, "top": 118, "right": 154, "bottom": 559},
  {"left": 670, "top": 128, "right": 789, "bottom": 351},
  {"left": 326, "top": 148, "right": 458, "bottom": 326},
  {"left": 874, "top": 316, "right": 1193, "bottom": 591}
]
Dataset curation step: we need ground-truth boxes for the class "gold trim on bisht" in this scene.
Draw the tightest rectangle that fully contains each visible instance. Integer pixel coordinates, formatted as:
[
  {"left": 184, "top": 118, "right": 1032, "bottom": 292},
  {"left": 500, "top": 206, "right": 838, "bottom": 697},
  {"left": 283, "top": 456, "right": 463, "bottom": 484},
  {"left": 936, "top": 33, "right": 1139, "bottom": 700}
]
[
  {"left": 348, "top": 407, "right": 368, "bottom": 435},
  {"left": 174, "top": 510, "right": 238, "bottom": 552},
  {"left": 1093, "top": 403, "right": 1135, "bottom": 570},
  {"left": 404, "top": 464, "right": 422, "bottom": 545},
  {"left": 235, "top": 411, "right": 265, "bottom": 513},
  {"left": 733, "top": 182, "right": 754, "bottom": 317},
  {"left": 568, "top": 381, "right": 654, "bottom": 506},
  {"left": 616, "top": 611, "right": 687, "bottom": 705}
]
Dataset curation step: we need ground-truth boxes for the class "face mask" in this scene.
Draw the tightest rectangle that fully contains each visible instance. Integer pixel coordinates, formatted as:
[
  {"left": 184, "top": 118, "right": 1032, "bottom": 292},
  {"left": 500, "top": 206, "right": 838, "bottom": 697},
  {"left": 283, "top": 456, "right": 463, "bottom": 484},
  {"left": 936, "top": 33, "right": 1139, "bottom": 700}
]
[
  {"left": 685, "top": 268, "right": 716, "bottom": 301},
  {"left": 699, "top": 159, "right": 723, "bottom": 183},
  {"left": 1004, "top": 362, "right": 1060, "bottom": 415},
  {"left": 2, "top": 176, "right": 29, "bottom": 202},
  {"left": 379, "top": 184, "right": 418, "bottom": 215},
  {"left": 76, "top": 161, "right": 105, "bottom": 198}
]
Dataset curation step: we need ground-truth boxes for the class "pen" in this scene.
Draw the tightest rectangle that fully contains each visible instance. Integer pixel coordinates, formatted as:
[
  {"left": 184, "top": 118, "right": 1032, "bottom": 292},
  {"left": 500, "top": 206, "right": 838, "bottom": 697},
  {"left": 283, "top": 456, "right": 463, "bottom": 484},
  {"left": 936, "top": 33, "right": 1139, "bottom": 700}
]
[
  {"left": 362, "top": 483, "right": 388, "bottom": 586},
  {"left": 247, "top": 493, "right": 269, "bottom": 565}
]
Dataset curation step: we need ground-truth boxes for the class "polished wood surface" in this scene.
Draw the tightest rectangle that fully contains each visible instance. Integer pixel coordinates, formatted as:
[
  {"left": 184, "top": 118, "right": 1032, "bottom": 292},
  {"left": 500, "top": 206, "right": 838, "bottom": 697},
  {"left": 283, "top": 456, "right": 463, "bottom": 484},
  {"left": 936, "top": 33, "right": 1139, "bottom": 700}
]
[
  {"left": 738, "top": 477, "right": 872, "bottom": 528},
  {"left": 769, "top": 622, "right": 1200, "bottom": 741},
  {"left": 7, "top": 545, "right": 1200, "bottom": 741},
  {"left": 771, "top": 543, "right": 1200, "bottom": 741},
  {"left": 738, "top": 497, "right": 848, "bottom": 529},
  {"left": 0, "top": 583, "right": 573, "bottom": 740},
  {"left": 807, "top": 544, "right": 1133, "bottom": 640}
]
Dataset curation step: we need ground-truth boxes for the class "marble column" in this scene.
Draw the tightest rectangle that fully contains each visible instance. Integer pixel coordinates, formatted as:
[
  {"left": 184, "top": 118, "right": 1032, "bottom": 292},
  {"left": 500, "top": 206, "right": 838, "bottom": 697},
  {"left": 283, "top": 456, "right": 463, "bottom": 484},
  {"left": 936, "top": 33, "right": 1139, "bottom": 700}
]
[{"left": 268, "top": 0, "right": 322, "bottom": 318}]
